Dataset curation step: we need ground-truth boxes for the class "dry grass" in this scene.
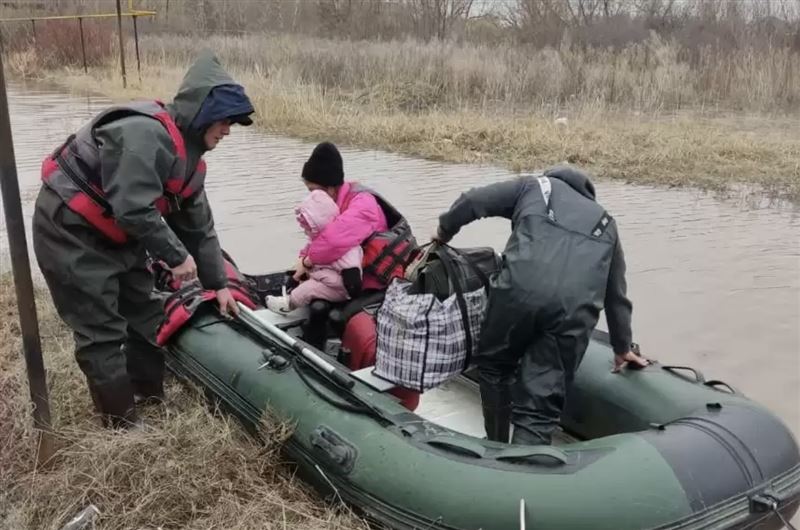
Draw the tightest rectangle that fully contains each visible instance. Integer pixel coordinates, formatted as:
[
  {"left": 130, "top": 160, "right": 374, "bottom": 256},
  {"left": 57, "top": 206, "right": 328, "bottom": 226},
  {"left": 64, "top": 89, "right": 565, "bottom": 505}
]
[
  {"left": 0, "top": 272, "right": 368, "bottom": 530},
  {"left": 132, "top": 33, "right": 800, "bottom": 113},
  {"left": 9, "top": 32, "right": 800, "bottom": 200}
]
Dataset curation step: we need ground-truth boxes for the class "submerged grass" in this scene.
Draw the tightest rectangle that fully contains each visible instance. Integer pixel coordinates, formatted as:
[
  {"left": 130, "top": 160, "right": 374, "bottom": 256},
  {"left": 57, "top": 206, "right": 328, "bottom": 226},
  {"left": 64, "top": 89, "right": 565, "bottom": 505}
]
[
  {"left": 0, "top": 273, "right": 368, "bottom": 529},
  {"left": 8, "top": 32, "right": 799, "bottom": 201}
]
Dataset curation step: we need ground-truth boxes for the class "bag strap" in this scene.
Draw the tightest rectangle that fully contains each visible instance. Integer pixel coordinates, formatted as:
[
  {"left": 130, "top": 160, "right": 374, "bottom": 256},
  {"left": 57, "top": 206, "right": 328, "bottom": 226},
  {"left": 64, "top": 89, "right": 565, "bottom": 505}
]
[
  {"left": 536, "top": 176, "right": 556, "bottom": 222},
  {"left": 435, "top": 246, "right": 475, "bottom": 366},
  {"left": 54, "top": 139, "right": 115, "bottom": 218},
  {"left": 404, "top": 242, "right": 436, "bottom": 281}
]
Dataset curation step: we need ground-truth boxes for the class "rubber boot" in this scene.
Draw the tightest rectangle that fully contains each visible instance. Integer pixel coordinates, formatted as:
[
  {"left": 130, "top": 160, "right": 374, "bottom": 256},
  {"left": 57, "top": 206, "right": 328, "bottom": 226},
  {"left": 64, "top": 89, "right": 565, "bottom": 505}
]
[
  {"left": 90, "top": 378, "right": 140, "bottom": 430},
  {"left": 303, "top": 299, "right": 332, "bottom": 350},
  {"left": 479, "top": 381, "right": 512, "bottom": 443},
  {"left": 133, "top": 383, "right": 165, "bottom": 407},
  {"left": 124, "top": 339, "right": 165, "bottom": 406}
]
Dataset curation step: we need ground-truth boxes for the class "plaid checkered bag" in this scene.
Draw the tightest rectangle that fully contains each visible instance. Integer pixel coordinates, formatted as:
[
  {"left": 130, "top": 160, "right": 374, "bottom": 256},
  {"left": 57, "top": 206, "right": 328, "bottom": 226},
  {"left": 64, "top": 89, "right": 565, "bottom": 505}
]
[{"left": 374, "top": 245, "right": 492, "bottom": 392}]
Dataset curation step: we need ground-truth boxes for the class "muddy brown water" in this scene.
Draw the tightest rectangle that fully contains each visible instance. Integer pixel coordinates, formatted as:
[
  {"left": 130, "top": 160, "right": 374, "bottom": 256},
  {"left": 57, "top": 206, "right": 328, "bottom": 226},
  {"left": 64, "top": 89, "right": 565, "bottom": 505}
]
[{"left": 1, "top": 83, "right": 798, "bottom": 444}]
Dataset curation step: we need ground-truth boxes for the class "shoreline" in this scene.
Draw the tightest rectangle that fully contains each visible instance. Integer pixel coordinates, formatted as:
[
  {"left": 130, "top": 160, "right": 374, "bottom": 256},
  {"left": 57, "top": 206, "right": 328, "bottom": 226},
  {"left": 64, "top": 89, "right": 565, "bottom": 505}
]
[{"left": 15, "top": 62, "right": 799, "bottom": 203}]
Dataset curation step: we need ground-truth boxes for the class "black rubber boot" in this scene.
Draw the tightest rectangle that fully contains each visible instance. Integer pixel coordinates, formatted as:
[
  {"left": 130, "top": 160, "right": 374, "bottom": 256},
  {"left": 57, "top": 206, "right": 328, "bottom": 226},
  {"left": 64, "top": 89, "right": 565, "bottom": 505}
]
[
  {"left": 479, "top": 380, "right": 512, "bottom": 443},
  {"left": 90, "top": 378, "right": 139, "bottom": 430},
  {"left": 303, "top": 299, "right": 332, "bottom": 350},
  {"left": 124, "top": 335, "right": 165, "bottom": 406}
]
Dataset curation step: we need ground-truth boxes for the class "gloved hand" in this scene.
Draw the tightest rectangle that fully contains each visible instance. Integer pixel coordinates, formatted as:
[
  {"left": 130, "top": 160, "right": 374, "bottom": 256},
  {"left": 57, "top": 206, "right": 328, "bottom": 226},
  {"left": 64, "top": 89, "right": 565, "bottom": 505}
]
[{"left": 431, "top": 226, "right": 451, "bottom": 244}]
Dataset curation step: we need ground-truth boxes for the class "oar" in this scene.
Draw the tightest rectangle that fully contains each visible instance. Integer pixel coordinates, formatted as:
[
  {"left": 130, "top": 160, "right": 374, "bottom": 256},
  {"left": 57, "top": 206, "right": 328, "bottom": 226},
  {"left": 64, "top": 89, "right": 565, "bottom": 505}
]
[{"left": 236, "top": 302, "right": 355, "bottom": 390}]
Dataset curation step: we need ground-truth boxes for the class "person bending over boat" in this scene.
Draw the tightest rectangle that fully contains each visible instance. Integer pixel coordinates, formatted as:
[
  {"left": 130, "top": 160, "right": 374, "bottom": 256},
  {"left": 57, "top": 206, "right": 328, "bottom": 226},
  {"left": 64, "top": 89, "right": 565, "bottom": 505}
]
[
  {"left": 32, "top": 50, "right": 254, "bottom": 429},
  {"left": 266, "top": 189, "right": 363, "bottom": 313},
  {"left": 434, "top": 166, "right": 648, "bottom": 445},
  {"left": 292, "top": 141, "right": 416, "bottom": 348}
]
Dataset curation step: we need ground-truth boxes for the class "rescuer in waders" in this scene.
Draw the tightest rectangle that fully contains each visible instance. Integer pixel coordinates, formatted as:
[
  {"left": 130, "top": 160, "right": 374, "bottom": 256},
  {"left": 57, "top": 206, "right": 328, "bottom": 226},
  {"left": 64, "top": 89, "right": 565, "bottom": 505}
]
[
  {"left": 32, "top": 50, "right": 255, "bottom": 429},
  {"left": 435, "top": 166, "right": 649, "bottom": 445}
]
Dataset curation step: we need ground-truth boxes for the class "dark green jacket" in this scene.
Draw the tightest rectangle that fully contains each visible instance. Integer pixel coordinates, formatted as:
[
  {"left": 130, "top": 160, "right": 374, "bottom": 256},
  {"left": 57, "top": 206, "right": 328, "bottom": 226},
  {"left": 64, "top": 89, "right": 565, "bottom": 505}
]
[{"left": 94, "top": 51, "right": 238, "bottom": 289}]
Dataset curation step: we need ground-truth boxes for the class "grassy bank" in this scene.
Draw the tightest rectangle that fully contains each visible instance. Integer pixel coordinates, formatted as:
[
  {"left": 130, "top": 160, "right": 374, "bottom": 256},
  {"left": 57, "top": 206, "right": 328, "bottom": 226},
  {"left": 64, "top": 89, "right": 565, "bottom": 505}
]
[
  {"left": 0, "top": 273, "right": 367, "bottom": 529},
  {"left": 8, "top": 33, "right": 800, "bottom": 201}
]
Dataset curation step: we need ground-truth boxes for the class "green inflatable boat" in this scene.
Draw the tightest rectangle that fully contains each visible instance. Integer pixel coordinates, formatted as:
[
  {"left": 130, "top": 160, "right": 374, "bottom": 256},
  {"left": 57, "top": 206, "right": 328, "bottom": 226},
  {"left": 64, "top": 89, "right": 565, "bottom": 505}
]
[{"left": 164, "top": 300, "right": 800, "bottom": 530}]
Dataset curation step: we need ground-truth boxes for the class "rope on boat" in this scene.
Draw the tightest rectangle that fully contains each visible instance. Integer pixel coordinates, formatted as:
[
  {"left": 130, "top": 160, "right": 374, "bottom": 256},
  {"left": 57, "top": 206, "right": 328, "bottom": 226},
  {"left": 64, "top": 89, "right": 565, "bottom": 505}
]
[
  {"left": 189, "top": 317, "right": 391, "bottom": 422},
  {"left": 314, "top": 463, "right": 346, "bottom": 508},
  {"left": 421, "top": 515, "right": 443, "bottom": 529},
  {"left": 292, "top": 356, "right": 379, "bottom": 417},
  {"left": 772, "top": 504, "right": 797, "bottom": 530}
]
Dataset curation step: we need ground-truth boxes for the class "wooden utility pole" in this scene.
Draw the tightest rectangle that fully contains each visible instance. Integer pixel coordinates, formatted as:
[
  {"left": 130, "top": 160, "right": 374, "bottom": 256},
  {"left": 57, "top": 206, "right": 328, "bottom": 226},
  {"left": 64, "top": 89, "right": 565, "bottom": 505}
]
[
  {"left": 115, "top": 0, "right": 127, "bottom": 88},
  {"left": 0, "top": 49, "right": 54, "bottom": 467}
]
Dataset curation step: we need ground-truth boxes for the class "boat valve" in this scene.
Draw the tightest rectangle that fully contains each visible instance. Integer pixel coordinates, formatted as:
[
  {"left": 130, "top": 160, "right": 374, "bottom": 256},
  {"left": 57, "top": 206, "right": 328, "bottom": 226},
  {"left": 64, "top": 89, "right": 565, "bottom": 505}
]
[{"left": 258, "top": 350, "right": 289, "bottom": 371}]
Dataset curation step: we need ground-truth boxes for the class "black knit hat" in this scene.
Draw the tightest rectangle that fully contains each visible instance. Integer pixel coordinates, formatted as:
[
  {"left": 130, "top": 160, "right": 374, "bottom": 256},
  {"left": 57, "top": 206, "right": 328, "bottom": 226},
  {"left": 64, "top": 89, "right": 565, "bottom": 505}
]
[{"left": 301, "top": 142, "right": 344, "bottom": 187}]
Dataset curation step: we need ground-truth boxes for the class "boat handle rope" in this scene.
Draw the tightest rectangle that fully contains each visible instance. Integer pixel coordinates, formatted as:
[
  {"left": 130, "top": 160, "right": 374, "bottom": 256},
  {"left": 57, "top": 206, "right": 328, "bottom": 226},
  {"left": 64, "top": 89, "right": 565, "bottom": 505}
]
[
  {"left": 291, "top": 355, "right": 387, "bottom": 420},
  {"left": 425, "top": 435, "right": 487, "bottom": 458},
  {"left": 661, "top": 365, "right": 740, "bottom": 395},
  {"left": 776, "top": 508, "right": 797, "bottom": 530},
  {"left": 494, "top": 445, "right": 568, "bottom": 465},
  {"left": 661, "top": 365, "right": 706, "bottom": 383},
  {"left": 750, "top": 493, "right": 797, "bottom": 530},
  {"left": 704, "top": 380, "right": 741, "bottom": 395}
]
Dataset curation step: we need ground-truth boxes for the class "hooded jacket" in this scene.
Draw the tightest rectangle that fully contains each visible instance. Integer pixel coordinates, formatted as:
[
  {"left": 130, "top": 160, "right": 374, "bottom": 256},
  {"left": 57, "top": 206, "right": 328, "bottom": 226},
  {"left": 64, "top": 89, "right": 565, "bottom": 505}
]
[
  {"left": 93, "top": 51, "right": 251, "bottom": 289},
  {"left": 438, "top": 166, "right": 633, "bottom": 355},
  {"left": 297, "top": 190, "right": 363, "bottom": 273},
  {"left": 300, "top": 181, "right": 388, "bottom": 290}
]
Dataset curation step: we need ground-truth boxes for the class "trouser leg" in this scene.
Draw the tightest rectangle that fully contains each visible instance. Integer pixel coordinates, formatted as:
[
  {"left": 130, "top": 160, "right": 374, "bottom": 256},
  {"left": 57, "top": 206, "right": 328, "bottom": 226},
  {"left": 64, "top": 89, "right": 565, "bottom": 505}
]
[
  {"left": 119, "top": 257, "right": 165, "bottom": 403},
  {"left": 510, "top": 328, "right": 591, "bottom": 445},
  {"left": 32, "top": 187, "right": 139, "bottom": 428},
  {"left": 473, "top": 299, "right": 523, "bottom": 444},
  {"left": 477, "top": 359, "right": 514, "bottom": 443}
]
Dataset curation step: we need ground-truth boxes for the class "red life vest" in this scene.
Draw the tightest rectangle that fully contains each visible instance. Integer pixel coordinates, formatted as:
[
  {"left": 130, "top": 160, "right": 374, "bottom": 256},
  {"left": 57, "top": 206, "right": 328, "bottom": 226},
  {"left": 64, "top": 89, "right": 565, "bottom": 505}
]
[
  {"left": 40, "top": 100, "right": 206, "bottom": 244},
  {"left": 342, "top": 310, "right": 420, "bottom": 411},
  {"left": 154, "top": 257, "right": 259, "bottom": 346},
  {"left": 342, "top": 184, "right": 418, "bottom": 287}
]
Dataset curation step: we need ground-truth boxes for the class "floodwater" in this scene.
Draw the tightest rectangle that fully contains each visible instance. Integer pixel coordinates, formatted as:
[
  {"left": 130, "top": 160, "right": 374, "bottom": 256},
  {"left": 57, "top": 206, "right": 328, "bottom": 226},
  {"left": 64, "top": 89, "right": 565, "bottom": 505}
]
[{"left": 1, "top": 83, "right": 798, "bottom": 443}]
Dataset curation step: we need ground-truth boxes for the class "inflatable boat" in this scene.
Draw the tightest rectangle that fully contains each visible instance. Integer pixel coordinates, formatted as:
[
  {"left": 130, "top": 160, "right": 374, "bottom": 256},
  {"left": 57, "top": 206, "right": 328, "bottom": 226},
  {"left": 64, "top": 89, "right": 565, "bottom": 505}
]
[{"left": 164, "top": 296, "right": 800, "bottom": 530}]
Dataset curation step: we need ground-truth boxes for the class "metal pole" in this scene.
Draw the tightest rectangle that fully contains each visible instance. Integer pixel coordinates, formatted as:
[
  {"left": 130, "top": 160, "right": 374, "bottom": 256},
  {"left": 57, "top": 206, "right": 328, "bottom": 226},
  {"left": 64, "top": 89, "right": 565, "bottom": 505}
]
[
  {"left": 30, "top": 19, "right": 35, "bottom": 46},
  {"left": 165, "top": 0, "right": 170, "bottom": 24},
  {"left": 0, "top": 50, "right": 54, "bottom": 466},
  {"left": 78, "top": 17, "right": 87, "bottom": 74},
  {"left": 115, "top": 0, "right": 127, "bottom": 89},
  {"left": 132, "top": 15, "right": 141, "bottom": 83}
]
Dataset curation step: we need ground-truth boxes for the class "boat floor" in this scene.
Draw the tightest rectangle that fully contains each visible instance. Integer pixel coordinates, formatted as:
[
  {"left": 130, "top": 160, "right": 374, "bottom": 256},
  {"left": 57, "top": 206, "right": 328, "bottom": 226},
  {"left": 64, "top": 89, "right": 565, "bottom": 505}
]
[
  {"left": 415, "top": 376, "right": 577, "bottom": 445},
  {"left": 253, "top": 308, "right": 577, "bottom": 445}
]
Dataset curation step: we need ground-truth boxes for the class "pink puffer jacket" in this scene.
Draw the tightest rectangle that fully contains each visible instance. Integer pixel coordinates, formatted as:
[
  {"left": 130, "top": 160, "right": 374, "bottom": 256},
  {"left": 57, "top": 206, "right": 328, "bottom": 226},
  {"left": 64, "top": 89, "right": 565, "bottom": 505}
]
[
  {"left": 300, "top": 182, "right": 388, "bottom": 290},
  {"left": 296, "top": 189, "right": 363, "bottom": 272}
]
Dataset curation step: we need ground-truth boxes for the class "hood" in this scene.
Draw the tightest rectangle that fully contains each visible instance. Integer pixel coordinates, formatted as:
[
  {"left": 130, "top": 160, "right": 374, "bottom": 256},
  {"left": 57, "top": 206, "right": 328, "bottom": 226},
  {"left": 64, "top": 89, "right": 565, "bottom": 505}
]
[
  {"left": 167, "top": 49, "right": 250, "bottom": 149},
  {"left": 544, "top": 165, "right": 596, "bottom": 201},
  {"left": 296, "top": 190, "right": 340, "bottom": 238}
]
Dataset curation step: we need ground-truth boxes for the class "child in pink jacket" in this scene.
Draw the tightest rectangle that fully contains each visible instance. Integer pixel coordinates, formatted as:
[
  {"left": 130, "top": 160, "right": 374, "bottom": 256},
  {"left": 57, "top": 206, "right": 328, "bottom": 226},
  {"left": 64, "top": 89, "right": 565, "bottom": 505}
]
[{"left": 267, "top": 189, "right": 363, "bottom": 313}]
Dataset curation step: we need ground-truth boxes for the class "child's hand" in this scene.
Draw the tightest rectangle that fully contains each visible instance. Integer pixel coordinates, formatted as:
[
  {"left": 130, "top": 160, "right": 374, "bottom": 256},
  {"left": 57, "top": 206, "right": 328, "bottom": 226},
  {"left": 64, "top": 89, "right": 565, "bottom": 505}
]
[{"left": 293, "top": 257, "right": 309, "bottom": 282}]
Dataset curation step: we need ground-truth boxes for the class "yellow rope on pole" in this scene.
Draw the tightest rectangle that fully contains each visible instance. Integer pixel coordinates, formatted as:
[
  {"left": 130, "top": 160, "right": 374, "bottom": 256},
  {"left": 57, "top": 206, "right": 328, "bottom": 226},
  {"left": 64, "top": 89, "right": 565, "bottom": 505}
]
[{"left": 0, "top": 11, "right": 156, "bottom": 23}]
